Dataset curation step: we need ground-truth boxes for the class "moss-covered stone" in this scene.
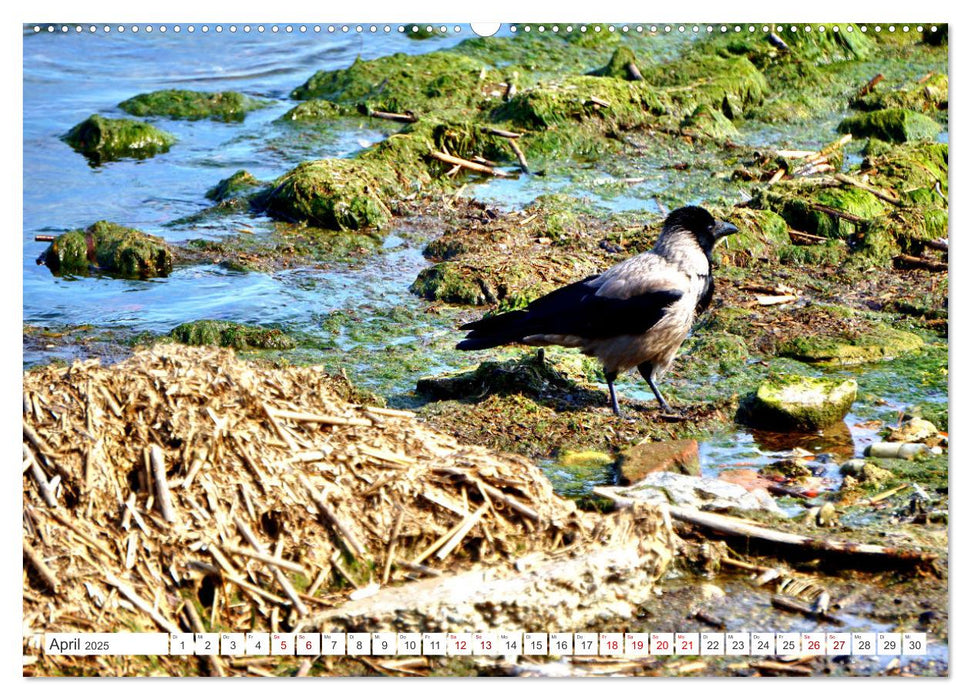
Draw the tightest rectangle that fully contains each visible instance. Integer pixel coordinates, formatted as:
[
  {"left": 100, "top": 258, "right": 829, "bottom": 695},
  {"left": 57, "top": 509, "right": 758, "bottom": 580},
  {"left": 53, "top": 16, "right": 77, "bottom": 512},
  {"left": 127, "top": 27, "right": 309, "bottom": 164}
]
[
  {"left": 739, "top": 374, "right": 858, "bottom": 432},
  {"left": 838, "top": 108, "right": 942, "bottom": 143},
  {"left": 714, "top": 209, "right": 790, "bottom": 264},
  {"left": 682, "top": 104, "right": 738, "bottom": 140},
  {"left": 264, "top": 159, "right": 394, "bottom": 231},
  {"left": 290, "top": 51, "right": 487, "bottom": 115},
  {"left": 278, "top": 99, "right": 355, "bottom": 122},
  {"left": 205, "top": 170, "right": 262, "bottom": 202},
  {"left": 646, "top": 54, "right": 768, "bottom": 120},
  {"left": 62, "top": 114, "right": 175, "bottom": 163},
  {"left": 750, "top": 183, "right": 887, "bottom": 240},
  {"left": 851, "top": 73, "right": 948, "bottom": 114},
  {"left": 170, "top": 320, "right": 295, "bottom": 350},
  {"left": 778, "top": 323, "right": 924, "bottom": 365},
  {"left": 118, "top": 89, "right": 270, "bottom": 122},
  {"left": 41, "top": 221, "right": 173, "bottom": 278},
  {"left": 589, "top": 46, "right": 642, "bottom": 80},
  {"left": 416, "top": 350, "right": 592, "bottom": 401}
]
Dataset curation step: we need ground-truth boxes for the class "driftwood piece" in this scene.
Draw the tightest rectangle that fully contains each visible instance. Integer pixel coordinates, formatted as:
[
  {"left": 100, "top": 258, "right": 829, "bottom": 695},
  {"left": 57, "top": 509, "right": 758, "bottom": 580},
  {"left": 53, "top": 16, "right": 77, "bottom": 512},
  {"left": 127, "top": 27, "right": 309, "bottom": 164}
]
[
  {"left": 771, "top": 594, "right": 845, "bottom": 625},
  {"left": 832, "top": 173, "right": 902, "bottom": 205},
  {"left": 894, "top": 254, "right": 948, "bottom": 273},
  {"left": 23, "top": 540, "right": 60, "bottom": 594},
  {"left": 297, "top": 474, "right": 367, "bottom": 559},
  {"left": 361, "top": 107, "right": 418, "bottom": 123},
  {"left": 430, "top": 150, "right": 510, "bottom": 178},
  {"left": 666, "top": 505, "right": 937, "bottom": 567},
  {"left": 626, "top": 62, "right": 644, "bottom": 81},
  {"left": 858, "top": 73, "right": 885, "bottom": 97},
  {"left": 507, "top": 137, "right": 530, "bottom": 174},
  {"left": 480, "top": 126, "right": 522, "bottom": 139},
  {"left": 149, "top": 445, "right": 178, "bottom": 523}
]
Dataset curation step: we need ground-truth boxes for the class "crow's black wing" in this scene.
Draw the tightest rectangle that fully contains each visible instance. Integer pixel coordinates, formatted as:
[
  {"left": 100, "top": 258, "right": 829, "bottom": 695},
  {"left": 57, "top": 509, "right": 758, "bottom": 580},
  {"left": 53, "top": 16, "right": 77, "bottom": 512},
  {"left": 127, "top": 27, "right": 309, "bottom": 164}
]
[{"left": 457, "top": 273, "right": 683, "bottom": 350}]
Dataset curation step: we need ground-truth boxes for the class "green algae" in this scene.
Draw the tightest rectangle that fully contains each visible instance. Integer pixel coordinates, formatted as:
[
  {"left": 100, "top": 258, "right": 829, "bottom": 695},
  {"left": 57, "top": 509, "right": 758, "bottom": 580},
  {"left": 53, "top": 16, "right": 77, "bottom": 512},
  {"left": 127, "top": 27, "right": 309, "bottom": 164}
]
[
  {"left": 62, "top": 114, "right": 175, "bottom": 163},
  {"left": 205, "top": 170, "right": 262, "bottom": 202},
  {"left": 740, "top": 373, "right": 858, "bottom": 431},
  {"left": 850, "top": 73, "right": 947, "bottom": 114},
  {"left": 118, "top": 89, "right": 270, "bottom": 122},
  {"left": 279, "top": 99, "right": 355, "bottom": 122},
  {"left": 170, "top": 320, "right": 295, "bottom": 350},
  {"left": 714, "top": 208, "right": 789, "bottom": 264},
  {"left": 290, "top": 51, "right": 488, "bottom": 115},
  {"left": 682, "top": 104, "right": 738, "bottom": 140},
  {"left": 838, "top": 108, "right": 942, "bottom": 142},
  {"left": 42, "top": 221, "right": 173, "bottom": 279},
  {"left": 778, "top": 324, "right": 924, "bottom": 365}
]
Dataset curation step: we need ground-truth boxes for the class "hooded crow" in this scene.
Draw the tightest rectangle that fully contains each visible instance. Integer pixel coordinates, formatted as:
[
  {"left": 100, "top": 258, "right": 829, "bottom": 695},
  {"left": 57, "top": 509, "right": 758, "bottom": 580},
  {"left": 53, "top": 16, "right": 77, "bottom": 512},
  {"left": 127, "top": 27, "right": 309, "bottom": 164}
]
[{"left": 456, "top": 206, "right": 738, "bottom": 415}]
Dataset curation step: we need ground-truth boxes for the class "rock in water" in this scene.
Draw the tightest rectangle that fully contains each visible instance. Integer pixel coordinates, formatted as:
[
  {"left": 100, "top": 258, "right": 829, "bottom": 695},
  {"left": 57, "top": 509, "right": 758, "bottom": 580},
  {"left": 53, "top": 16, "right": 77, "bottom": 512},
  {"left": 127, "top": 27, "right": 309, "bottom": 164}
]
[
  {"left": 617, "top": 439, "right": 700, "bottom": 485},
  {"left": 739, "top": 374, "right": 857, "bottom": 432}
]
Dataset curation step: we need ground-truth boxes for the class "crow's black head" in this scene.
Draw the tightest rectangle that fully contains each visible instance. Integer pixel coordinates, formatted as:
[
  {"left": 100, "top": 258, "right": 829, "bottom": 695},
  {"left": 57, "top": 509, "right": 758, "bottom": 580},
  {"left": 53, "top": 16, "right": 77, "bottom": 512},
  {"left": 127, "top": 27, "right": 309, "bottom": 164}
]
[{"left": 662, "top": 205, "right": 737, "bottom": 254}]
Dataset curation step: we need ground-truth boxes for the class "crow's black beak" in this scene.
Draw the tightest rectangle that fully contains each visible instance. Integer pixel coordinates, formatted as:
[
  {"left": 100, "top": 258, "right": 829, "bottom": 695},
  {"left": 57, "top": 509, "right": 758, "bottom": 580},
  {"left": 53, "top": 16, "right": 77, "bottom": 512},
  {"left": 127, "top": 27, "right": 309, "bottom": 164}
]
[{"left": 713, "top": 221, "right": 738, "bottom": 239}]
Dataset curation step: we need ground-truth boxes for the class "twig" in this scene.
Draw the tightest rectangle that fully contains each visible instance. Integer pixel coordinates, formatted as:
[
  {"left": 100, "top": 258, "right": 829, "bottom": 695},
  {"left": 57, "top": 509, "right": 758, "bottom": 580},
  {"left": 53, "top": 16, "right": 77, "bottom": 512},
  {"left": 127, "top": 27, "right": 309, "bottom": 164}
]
[
  {"left": 666, "top": 505, "right": 936, "bottom": 566},
  {"left": 832, "top": 173, "right": 902, "bottom": 205},
  {"left": 587, "top": 96, "right": 611, "bottom": 108},
  {"left": 297, "top": 474, "right": 367, "bottom": 559},
  {"left": 103, "top": 572, "right": 181, "bottom": 634},
  {"left": 35, "top": 234, "right": 55, "bottom": 242},
  {"left": 626, "top": 61, "right": 644, "bottom": 81},
  {"left": 222, "top": 544, "right": 309, "bottom": 575},
  {"left": 361, "top": 107, "right": 418, "bottom": 123},
  {"left": 750, "top": 660, "right": 812, "bottom": 676},
  {"left": 435, "top": 504, "right": 489, "bottom": 561},
  {"left": 480, "top": 126, "right": 522, "bottom": 139},
  {"left": 429, "top": 150, "right": 510, "bottom": 178},
  {"left": 507, "top": 137, "right": 530, "bottom": 174},
  {"left": 183, "top": 599, "right": 227, "bottom": 677},
  {"left": 894, "top": 254, "right": 947, "bottom": 273},
  {"left": 382, "top": 508, "right": 405, "bottom": 584},
  {"left": 771, "top": 595, "right": 845, "bottom": 625},
  {"left": 267, "top": 407, "right": 372, "bottom": 427},
  {"left": 23, "top": 540, "right": 59, "bottom": 593},
  {"left": 810, "top": 203, "right": 865, "bottom": 223},
  {"left": 234, "top": 517, "right": 309, "bottom": 617},
  {"left": 25, "top": 447, "right": 57, "bottom": 507},
  {"left": 858, "top": 73, "right": 885, "bottom": 97},
  {"left": 149, "top": 445, "right": 178, "bottom": 523},
  {"left": 788, "top": 228, "right": 828, "bottom": 245}
]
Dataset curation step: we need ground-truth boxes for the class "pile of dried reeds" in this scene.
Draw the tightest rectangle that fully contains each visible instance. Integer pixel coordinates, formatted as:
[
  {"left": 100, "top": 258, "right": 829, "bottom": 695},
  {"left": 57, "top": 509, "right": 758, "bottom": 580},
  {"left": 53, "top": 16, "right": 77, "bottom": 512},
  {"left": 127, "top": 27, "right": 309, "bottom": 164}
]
[{"left": 23, "top": 345, "right": 623, "bottom": 670}]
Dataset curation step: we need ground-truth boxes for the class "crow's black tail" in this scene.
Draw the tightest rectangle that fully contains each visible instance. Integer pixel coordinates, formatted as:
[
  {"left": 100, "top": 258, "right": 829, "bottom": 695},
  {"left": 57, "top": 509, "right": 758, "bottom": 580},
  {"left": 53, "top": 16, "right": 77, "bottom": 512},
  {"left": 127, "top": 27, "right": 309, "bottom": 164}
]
[{"left": 456, "top": 309, "right": 534, "bottom": 350}]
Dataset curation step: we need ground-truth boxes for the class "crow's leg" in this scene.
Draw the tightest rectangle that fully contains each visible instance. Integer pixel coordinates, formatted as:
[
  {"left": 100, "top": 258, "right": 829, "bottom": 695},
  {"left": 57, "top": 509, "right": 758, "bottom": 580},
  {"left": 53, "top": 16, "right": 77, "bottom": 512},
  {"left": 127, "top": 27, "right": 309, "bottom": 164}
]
[
  {"left": 604, "top": 370, "right": 622, "bottom": 416},
  {"left": 637, "top": 362, "right": 674, "bottom": 413}
]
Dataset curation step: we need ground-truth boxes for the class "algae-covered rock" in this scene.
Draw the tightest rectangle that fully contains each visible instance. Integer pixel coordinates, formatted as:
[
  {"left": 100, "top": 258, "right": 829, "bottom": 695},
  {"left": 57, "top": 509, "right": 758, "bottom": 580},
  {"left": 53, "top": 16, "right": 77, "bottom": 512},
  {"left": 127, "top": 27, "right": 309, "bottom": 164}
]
[
  {"left": 170, "top": 320, "right": 295, "bottom": 350},
  {"left": 205, "top": 170, "right": 262, "bottom": 202},
  {"left": 290, "top": 51, "right": 487, "bottom": 114},
  {"left": 265, "top": 159, "right": 393, "bottom": 231},
  {"left": 647, "top": 54, "right": 768, "bottom": 120},
  {"left": 41, "top": 221, "right": 173, "bottom": 278},
  {"left": 279, "top": 99, "right": 354, "bottom": 122},
  {"left": 589, "top": 46, "right": 643, "bottom": 80},
  {"left": 417, "top": 350, "right": 594, "bottom": 401},
  {"left": 119, "top": 89, "right": 269, "bottom": 122},
  {"left": 682, "top": 104, "right": 738, "bottom": 140},
  {"left": 850, "top": 73, "right": 948, "bottom": 114},
  {"left": 751, "top": 182, "right": 888, "bottom": 240},
  {"left": 62, "top": 114, "right": 175, "bottom": 163},
  {"left": 838, "top": 108, "right": 942, "bottom": 143},
  {"left": 739, "top": 374, "right": 857, "bottom": 431},
  {"left": 715, "top": 209, "right": 789, "bottom": 263},
  {"left": 778, "top": 323, "right": 923, "bottom": 365}
]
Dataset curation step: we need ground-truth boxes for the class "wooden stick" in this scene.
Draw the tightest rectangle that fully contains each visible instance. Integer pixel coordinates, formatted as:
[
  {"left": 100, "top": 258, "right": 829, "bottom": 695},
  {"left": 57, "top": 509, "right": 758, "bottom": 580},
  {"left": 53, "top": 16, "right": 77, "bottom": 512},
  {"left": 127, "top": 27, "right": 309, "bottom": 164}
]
[
  {"left": 360, "top": 406, "right": 416, "bottom": 419},
  {"left": 810, "top": 202, "right": 865, "bottom": 223},
  {"left": 926, "top": 238, "right": 948, "bottom": 252},
  {"left": 480, "top": 126, "right": 522, "bottom": 139},
  {"left": 507, "top": 137, "right": 530, "bottom": 174},
  {"left": 626, "top": 61, "right": 644, "bottom": 81},
  {"left": 267, "top": 407, "right": 371, "bottom": 427},
  {"left": 103, "top": 572, "right": 181, "bottom": 634},
  {"left": 23, "top": 540, "right": 59, "bottom": 593},
  {"left": 395, "top": 559, "right": 442, "bottom": 577},
  {"left": 234, "top": 517, "right": 309, "bottom": 616},
  {"left": 183, "top": 598, "right": 227, "bottom": 677},
  {"left": 750, "top": 660, "right": 812, "bottom": 676},
  {"left": 788, "top": 228, "right": 828, "bottom": 244},
  {"left": 26, "top": 449, "right": 57, "bottom": 507},
  {"left": 866, "top": 483, "right": 910, "bottom": 505},
  {"left": 832, "top": 173, "right": 902, "bottom": 205},
  {"left": 35, "top": 234, "right": 55, "bottom": 242},
  {"left": 666, "top": 505, "right": 936, "bottom": 565},
  {"left": 587, "top": 96, "right": 611, "bottom": 108},
  {"left": 894, "top": 254, "right": 947, "bottom": 272},
  {"left": 222, "top": 544, "right": 308, "bottom": 575},
  {"left": 434, "top": 504, "right": 489, "bottom": 561},
  {"left": 382, "top": 508, "right": 405, "bottom": 585},
  {"left": 297, "top": 474, "right": 367, "bottom": 559},
  {"left": 858, "top": 73, "right": 885, "bottom": 97},
  {"left": 429, "top": 150, "right": 510, "bottom": 178},
  {"left": 771, "top": 595, "right": 845, "bottom": 625},
  {"left": 363, "top": 107, "right": 418, "bottom": 123},
  {"left": 149, "top": 445, "right": 178, "bottom": 523}
]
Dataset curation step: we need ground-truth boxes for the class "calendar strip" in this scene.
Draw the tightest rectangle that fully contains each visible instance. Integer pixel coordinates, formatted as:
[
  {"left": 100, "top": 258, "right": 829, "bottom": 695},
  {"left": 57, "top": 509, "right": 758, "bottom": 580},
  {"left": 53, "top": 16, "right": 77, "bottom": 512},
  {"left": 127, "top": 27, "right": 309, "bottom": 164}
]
[{"left": 36, "top": 632, "right": 927, "bottom": 657}]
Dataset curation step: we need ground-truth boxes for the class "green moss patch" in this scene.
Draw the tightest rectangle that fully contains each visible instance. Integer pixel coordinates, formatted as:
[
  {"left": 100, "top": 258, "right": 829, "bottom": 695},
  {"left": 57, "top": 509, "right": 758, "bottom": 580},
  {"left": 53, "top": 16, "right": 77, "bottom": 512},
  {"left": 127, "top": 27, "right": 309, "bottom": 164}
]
[
  {"left": 778, "top": 324, "right": 923, "bottom": 365},
  {"left": 851, "top": 73, "right": 947, "bottom": 114},
  {"left": 205, "top": 170, "right": 262, "bottom": 201},
  {"left": 838, "top": 108, "right": 942, "bottom": 143},
  {"left": 739, "top": 374, "right": 857, "bottom": 432},
  {"left": 170, "top": 320, "right": 295, "bottom": 350},
  {"left": 62, "top": 114, "right": 175, "bottom": 163},
  {"left": 118, "top": 89, "right": 270, "bottom": 121},
  {"left": 41, "top": 221, "right": 173, "bottom": 278},
  {"left": 279, "top": 99, "right": 355, "bottom": 122}
]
